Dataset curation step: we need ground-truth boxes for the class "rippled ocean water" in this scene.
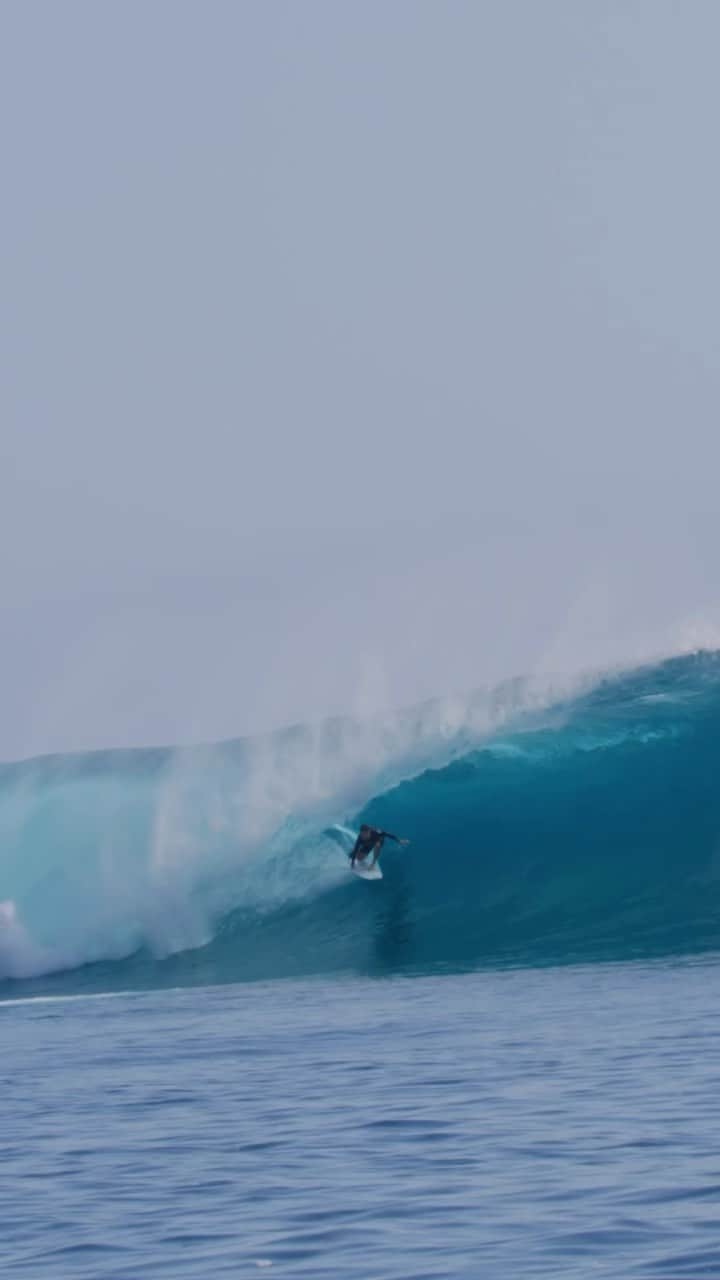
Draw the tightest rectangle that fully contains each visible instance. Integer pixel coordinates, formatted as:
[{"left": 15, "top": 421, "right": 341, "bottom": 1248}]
[{"left": 4, "top": 958, "right": 720, "bottom": 1279}]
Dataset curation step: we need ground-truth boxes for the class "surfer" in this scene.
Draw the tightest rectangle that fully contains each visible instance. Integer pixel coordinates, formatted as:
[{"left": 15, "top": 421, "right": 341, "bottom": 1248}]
[{"left": 350, "top": 824, "right": 409, "bottom": 870}]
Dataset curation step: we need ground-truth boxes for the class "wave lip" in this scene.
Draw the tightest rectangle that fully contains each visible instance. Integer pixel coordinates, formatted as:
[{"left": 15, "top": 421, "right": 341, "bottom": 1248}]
[{"left": 3, "top": 650, "right": 720, "bottom": 995}]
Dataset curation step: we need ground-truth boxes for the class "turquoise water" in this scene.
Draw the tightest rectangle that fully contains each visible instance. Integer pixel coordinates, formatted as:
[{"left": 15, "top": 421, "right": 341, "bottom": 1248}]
[
  {"left": 3, "top": 959, "right": 720, "bottom": 1278},
  {"left": 3, "top": 651, "right": 720, "bottom": 994}
]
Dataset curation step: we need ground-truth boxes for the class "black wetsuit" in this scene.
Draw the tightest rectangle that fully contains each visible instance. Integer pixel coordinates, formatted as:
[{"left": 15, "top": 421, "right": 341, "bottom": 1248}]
[{"left": 350, "top": 824, "right": 402, "bottom": 867}]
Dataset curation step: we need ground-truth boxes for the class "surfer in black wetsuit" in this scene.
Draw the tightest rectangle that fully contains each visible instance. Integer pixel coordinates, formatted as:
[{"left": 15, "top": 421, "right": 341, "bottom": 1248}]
[{"left": 350, "top": 824, "right": 409, "bottom": 870}]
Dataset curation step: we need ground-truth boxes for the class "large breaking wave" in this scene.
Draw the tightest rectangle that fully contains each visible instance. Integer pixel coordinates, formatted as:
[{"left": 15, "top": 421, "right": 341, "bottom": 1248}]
[{"left": 3, "top": 651, "right": 720, "bottom": 996}]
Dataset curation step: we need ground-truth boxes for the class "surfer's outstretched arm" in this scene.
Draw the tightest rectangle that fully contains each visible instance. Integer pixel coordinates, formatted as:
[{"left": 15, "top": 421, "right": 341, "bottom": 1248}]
[
  {"left": 368, "top": 831, "right": 410, "bottom": 868},
  {"left": 351, "top": 825, "right": 410, "bottom": 870}
]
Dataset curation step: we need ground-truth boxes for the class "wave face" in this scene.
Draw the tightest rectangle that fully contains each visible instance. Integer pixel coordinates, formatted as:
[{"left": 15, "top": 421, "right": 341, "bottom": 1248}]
[{"left": 3, "top": 652, "right": 720, "bottom": 995}]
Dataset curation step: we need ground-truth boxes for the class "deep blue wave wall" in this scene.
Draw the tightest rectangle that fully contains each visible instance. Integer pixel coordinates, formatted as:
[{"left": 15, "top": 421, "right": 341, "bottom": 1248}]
[{"left": 3, "top": 652, "right": 720, "bottom": 996}]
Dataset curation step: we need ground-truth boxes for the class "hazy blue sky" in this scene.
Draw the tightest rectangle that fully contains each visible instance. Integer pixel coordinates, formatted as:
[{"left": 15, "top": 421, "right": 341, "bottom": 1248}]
[{"left": 3, "top": 0, "right": 720, "bottom": 758}]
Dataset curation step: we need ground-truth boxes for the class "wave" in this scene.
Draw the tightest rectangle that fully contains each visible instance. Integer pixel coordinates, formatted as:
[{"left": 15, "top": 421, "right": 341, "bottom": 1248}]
[{"left": 3, "top": 652, "right": 720, "bottom": 995}]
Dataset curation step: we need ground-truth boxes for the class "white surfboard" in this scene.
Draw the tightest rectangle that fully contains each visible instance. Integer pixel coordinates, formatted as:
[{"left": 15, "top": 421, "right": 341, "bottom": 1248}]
[{"left": 351, "top": 861, "right": 383, "bottom": 881}]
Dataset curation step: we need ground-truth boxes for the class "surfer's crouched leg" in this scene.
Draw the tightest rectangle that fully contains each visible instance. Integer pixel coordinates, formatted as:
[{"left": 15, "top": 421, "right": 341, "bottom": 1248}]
[{"left": 369, "top": 840, "right": 384, "bottom": 868}]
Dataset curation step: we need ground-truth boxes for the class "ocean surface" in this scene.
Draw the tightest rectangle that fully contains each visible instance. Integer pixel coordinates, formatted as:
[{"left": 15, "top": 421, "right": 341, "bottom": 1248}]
[
  {"left": 4, "top": 651, "right": 720, "bottom": 1276},
  {"left": 4, "top": 961, "right": 720, "bottom": 1279}
]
